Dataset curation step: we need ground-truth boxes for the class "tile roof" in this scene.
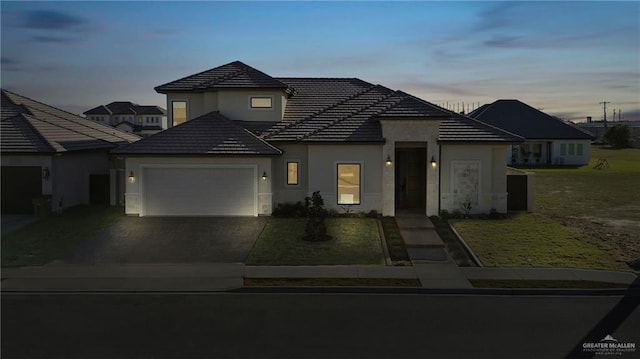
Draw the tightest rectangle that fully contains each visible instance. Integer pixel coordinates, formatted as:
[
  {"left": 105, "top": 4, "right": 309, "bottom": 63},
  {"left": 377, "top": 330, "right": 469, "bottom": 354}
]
[
  {"left": 468, "top": 99, "right": 594, "bottom": 140},
  {"left": 155, "top": 61, "right": 294, "bottom": 94},
  {"left": 148, "top": 61, "right": 524, "bottom": 147},
  {"left": 1, "top": 89, "right": 139, "bottom": 154},
  {"left": 112, "top": 111, "right": 282, "bottom": 156},
  {"left": 84, "top": 102, "right": 166, "bottom": 116}
]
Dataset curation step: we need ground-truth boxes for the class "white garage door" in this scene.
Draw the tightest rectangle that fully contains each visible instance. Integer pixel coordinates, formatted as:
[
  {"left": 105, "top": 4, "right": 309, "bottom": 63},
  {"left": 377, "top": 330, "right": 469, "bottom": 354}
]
[{"left": 143, "top": 167, "right": 256, "bottom": 216}]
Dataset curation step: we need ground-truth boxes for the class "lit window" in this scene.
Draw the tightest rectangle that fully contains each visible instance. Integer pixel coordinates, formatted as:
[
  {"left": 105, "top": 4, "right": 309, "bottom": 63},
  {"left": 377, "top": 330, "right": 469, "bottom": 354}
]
[
  {"left": 568, "top": 143, "right": 575, "bottom": 156},
  {"left": 287, "top": 162, "right": 299, "bottom": 185},
  {"left": 576, "top": 144, "right": 583, "bottom": 156},
  {"left": 172, "top": 101, "right": 187, "bottom": 126},
  {"left": 560, "top": 144, "right": 567, "bottom": 156},
  {"left": 250, "top": 97, "right": 272, "bottom": 108},
  {"left": 337, "top": 164, "right": 361, "bottom": 205}
]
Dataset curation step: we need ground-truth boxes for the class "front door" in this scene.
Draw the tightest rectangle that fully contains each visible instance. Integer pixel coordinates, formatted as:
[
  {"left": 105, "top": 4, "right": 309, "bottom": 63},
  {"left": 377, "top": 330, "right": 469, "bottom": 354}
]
[{"left": 395, "top": 148, "right": 426, "bottom": 210}]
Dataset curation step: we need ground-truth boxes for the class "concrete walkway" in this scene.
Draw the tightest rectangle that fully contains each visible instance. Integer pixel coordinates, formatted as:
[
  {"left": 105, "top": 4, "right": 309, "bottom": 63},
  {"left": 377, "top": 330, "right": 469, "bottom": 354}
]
[{"left": 2, "top": 263, "right": 636, "bottom": 292}]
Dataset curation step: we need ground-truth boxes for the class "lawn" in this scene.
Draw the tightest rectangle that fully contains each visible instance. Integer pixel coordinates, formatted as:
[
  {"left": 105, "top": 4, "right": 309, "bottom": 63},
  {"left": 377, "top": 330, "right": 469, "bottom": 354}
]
[
  {"left": 453, "top": 213, "right": 629, "bottom": 271},
  {"left": 533, "top": 146, "right": 640, "bottom": 266},
  {"left": 246, "top": 218, "right": 385, "bottom": 265},
  {"left": 452, "top": 146, "right": 639, "bottom": 272},
  {"left": 1, "top": 205, "right": 123, "bottom": 267}
]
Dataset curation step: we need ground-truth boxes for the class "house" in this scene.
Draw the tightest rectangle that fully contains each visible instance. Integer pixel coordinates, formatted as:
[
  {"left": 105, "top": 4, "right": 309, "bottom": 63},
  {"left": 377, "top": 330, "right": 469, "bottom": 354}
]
[
  {"left": 113, "top": 61, "right": 523, "bottom": 217},
  {"left": 1, "top": 89, "right": 139, "bottom": 214},
  {"left": 468, "top": 100, "right": 594, "bottom": 166},
  {"left": 84, "top": 101, "right": 167, "bottom": 137}
]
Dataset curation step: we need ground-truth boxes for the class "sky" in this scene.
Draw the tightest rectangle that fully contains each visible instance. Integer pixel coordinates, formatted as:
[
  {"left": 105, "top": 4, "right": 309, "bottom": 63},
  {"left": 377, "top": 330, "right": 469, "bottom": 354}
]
[{"left": 1, "top": 1, "right": 638, "bottom": 123}]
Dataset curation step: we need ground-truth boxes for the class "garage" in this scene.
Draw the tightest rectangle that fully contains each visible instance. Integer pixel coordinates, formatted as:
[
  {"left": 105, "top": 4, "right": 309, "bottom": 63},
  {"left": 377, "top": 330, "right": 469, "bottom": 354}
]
[
  {"left": 142, "top": 166, "right": 257, "bottom": 216},
  {"left": 1, "top": 166, "right": 43, "bottom": 214}
]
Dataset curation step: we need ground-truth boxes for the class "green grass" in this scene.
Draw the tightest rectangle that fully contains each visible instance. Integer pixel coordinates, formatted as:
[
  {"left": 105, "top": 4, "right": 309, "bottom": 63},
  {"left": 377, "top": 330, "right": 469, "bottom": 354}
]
[
  {"left": 430, "top": 216, "right": 474, "bottom": 267},
  {"left": 534, "top": 146, "right": 640, "bottom": 222},
  {"left": 380, "top": 217, "right": 410, "bottom": 263},
  {"left": 470, "top": 279, "right": 629, "bottom": 289},
  {"left": 1, "top": 205, "right": 123, "bottom": 267},
  {"left": 453, "top": 213, "right": 629, "bottom": 271},
  {"left": 244, "top": 278, "right": 421, "bottom": 287},
  {"left": 246, "top": 218, "right": 385, "bottom": 265}
]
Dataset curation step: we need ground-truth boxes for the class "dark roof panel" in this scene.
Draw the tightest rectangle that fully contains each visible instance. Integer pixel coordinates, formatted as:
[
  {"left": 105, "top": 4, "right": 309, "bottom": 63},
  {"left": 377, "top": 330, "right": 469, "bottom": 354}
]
[
  {"left": 1, "top": 89, "right": 139, "bottom": 153},
  {"left": 155, "top": 61, "right": 292, "bottom": 93},
  {"left": 113, "top": 112, "right": 282, "bottom": 155},
  {"left": 468, "top": 99, "right": 594, "bottom": 140}
]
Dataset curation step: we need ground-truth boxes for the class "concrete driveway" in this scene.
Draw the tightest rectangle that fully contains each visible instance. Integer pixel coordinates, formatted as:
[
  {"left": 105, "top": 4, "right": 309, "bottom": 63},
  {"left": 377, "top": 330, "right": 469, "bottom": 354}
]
[{"left": 62, "top": 217, "right": 267, "bottom": 264}]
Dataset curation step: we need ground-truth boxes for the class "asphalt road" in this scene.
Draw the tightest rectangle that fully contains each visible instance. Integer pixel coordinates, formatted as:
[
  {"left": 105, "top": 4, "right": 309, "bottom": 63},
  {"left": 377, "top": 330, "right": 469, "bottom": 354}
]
[{"left": 2, "top": 292, "right": 639, "bottom": 359}]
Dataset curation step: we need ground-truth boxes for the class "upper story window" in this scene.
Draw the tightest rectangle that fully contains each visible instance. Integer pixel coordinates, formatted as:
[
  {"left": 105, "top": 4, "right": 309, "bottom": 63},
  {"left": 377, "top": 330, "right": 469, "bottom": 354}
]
[
  {"left": 250, "top": 96, "right": 273, "bottom": 109},
  {"left": 172, "top": 101, "right": 187, "bottom": 126}
]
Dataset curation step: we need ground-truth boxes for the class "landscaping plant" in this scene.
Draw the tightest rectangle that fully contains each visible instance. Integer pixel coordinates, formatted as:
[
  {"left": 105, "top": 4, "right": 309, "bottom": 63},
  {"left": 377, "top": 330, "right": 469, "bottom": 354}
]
[{"left": 302, "top": 191, "right": 332, "bottom": 241}]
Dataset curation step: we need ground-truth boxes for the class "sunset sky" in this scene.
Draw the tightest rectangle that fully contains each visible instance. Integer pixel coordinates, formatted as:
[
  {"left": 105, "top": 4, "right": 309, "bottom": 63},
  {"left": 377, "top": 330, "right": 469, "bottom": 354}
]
[{"left": 1, "top": 1, "right": 638, "bottom": 122}]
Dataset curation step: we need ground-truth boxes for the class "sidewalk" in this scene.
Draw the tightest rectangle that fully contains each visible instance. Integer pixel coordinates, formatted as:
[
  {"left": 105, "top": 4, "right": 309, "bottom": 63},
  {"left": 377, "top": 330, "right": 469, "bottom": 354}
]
[{"left": 2, "top": 262, "right": 636, "bottom": 292}]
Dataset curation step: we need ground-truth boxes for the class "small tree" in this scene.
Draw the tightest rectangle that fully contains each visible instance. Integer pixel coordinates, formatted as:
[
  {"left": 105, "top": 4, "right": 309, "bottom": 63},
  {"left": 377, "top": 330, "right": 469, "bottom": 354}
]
[
  {"left": 302, "top": 191, "right": 332, "bottom": 242},
  {"left": 605, "top": 125, "right": 633, "bottom": 148}
]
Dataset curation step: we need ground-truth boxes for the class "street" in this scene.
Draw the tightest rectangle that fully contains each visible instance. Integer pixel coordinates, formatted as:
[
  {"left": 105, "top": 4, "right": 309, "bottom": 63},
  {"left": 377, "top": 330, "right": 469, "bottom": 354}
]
[{"left": 2, "top": 292, "right": 639, "bottom": 359}]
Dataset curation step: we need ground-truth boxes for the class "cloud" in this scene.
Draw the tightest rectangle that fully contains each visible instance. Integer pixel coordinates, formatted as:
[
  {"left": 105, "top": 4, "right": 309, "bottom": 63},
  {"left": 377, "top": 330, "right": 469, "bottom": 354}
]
[
  {"left": 21, "top": 10, "right": 87, "bottom": 31},
  {"left": 31, "top": 35, "right": 75, "bottom": 43},
  {"left": 483, "top": 35, "right": 522, "bottom": 48}
]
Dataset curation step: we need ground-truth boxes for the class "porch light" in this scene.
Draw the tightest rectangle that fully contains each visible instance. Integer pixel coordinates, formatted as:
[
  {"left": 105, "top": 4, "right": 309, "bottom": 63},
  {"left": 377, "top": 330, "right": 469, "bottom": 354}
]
[
  {"left": 385, "top": 156, "right": 393, "bottom": 166},
  {"left": 430, "top": 156, "right": 437, "bottom": 168},
  {"left": 128, "top": 171, "right": 135, "bottom": 183},
  {"left": 261, "top": 171, "right": 268, "bottom": 181},
  {"left": 42, "top": 167, "right": 50, "bottom": 180}
]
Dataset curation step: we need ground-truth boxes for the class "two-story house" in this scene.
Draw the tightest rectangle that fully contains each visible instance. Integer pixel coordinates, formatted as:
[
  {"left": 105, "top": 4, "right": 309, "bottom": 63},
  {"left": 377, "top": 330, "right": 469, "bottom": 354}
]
[
  {"left": 113, "top": 61, "right": 523, "bottom": 217},
  {"left": 84, "top": 101, "right": 168, "bottom": 137}
]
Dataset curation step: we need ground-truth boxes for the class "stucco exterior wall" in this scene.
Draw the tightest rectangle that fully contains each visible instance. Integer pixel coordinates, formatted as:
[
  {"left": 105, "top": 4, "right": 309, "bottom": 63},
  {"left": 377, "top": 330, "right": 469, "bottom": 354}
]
[
  {"left": 52, "top": 152, "right": 111, "bottom": 210},
  {"left": 551, "top": 139, "right": 591, "bottom": 165},
  {"left": 218, "top": 89, "right": 286, "bottom": 122},
  {"left": 2, "top": 152, "right": 110, "bottom": 211},
  {"left": 440, "top": 144, "right": 508, "bottom": 213},
  {"left": 166, "top": 92, "right": 218, "bottom": 126},
  {"left": 380, "top": 119, "right": 441, "bottom": 216},
  {"left": 271, "top": 144, "right": 309, "bottom": 205},
  {"left": 307, "top": 144, "right": 383, "bottom": 214},
  {"left": 124, "top": 156, "right": 273, "bottom": 216}
]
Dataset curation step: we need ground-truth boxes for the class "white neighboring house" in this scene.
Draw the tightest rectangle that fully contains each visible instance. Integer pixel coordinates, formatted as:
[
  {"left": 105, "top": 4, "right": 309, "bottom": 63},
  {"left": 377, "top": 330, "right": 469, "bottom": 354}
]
[
  {"left": 469, "top": 100, "right": 594, "bottom": 166},
  {"left": 113, "top": 61, "right": 524, "bottom": 217},
  {"left": 84, "top": 102, "right": 167, "bottom": 137},
  {"left": 1, "top": 89, "right": 139, "bottom": 214}
]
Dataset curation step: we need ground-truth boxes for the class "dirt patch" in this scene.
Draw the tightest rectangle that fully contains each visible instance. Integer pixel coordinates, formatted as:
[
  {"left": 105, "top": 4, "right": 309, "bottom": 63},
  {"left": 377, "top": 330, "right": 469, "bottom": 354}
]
[{"left": 560, "top": 216, "right": 640, "bottom": 268}]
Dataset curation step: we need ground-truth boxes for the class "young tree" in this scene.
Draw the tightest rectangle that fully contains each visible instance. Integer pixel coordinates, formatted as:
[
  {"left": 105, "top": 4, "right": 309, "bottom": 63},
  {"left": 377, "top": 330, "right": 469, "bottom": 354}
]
[
  {"left": 302, "top": 191, "right": 332, "bottom": 242},
  {"left": 605, "top": 125, "right": 633, "bottom": 148}
]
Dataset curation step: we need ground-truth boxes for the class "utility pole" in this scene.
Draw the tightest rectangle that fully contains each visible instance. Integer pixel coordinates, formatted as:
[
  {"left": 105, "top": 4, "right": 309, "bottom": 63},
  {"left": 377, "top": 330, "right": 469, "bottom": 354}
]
[
  {"left": 613, "top": 109, "right": 616, "bottom": 122},
  {"left": 599, "top": 101, "right": 609, "bottom": 129}
]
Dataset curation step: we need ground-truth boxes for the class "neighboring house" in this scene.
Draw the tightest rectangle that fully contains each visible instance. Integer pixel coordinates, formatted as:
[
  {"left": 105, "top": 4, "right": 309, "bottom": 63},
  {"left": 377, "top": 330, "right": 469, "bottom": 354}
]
[
  {"left": 84, "top": 101, "right": 167, "bottom": 137},
  {"left": 469, "top": 100, "right": 594, "bottom": 166},
  {"left": 113, "top": 61, "right": 523, "bottom": 217},
  {"left": 1, "top": 89, "right": 139, "bottom": 214},
  {"left": 577, "top": 120, "right": 640, "bottom": 143}
]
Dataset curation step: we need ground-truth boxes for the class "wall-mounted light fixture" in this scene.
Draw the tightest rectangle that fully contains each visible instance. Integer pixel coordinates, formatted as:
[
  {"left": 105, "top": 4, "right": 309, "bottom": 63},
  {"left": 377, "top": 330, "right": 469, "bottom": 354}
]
[
  {"left": 430, "top": 156, "right": 437, "bottom": 168},
  {"left": 128, "top": 171, "right": 135, "bottom": 183},
  {"left": 42, "top": 166, "right": 50, "bottom": 180},
  {"left": 385, "top": 156, "right": 393, "bottom": 166},
  {"left": 261, "top": 171, "right": 268, "bottom": 181}
]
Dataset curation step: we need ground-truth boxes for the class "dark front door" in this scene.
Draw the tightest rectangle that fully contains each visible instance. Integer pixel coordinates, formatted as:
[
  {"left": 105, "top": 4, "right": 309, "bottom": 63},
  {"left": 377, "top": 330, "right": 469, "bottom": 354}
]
[
  {"left": 507, "top": 175, "right": 528, "bottom": 211},
  {"left": 395, "top": 148, "right": 426, "bottom": 210},
  {"left": 89, "top": 174, "right": 110, "bottom": 205}
]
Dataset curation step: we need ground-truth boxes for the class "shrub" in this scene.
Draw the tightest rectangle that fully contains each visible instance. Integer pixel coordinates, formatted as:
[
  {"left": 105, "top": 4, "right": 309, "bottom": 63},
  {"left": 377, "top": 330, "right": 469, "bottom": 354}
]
[
  {"left": 272, "top": 201, "right": 307, "bottom": 217},
  {"left": 302, "top": 191, "right": 332, "bottom": 242},
  {"left": 605, "top": 125, "right": 633, "bottom": 148}
]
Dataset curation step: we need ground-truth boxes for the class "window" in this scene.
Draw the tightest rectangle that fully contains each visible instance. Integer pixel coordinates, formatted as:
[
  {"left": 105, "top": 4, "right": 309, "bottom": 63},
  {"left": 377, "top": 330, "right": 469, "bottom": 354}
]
[
  {"left": 560, "top": 144, "right": 567, "bottom": 156},
  {"left": 576, "top": 144, "right": 584, "bottom": 156},
  {"left": 568, "top": 143, "right": 575, "bottom": 156},
  {"left": 172, "top": 101, "right": 187, "bottom": 126},
  {"left": 250, "top": 97, "right": 272, "bottom": 108},
  {"left": 287, "top": 162, "right": 299, "bottom": 186},
  {"left": 337, "top": 163, "right": 361, "bottom": 205}
]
